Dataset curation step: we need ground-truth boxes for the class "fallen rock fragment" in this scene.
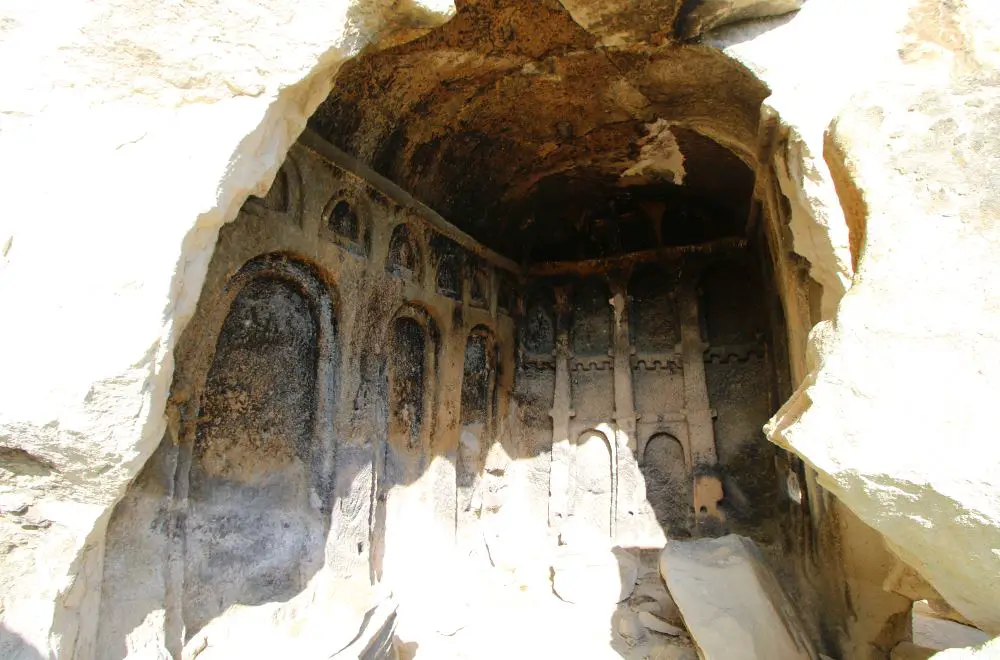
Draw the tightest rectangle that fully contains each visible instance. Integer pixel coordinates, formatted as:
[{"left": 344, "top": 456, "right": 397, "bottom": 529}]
[{"left": 659, "top": 534, "right": 816, "bottom": 660}]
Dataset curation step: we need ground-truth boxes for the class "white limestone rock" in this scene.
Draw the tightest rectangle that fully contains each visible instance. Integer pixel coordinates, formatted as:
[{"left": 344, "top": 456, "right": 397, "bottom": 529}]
[
  {"left": 767, "top": 24, "right": 1000, "bottom": 634},
  {"left": 0, "top": 0, "right": 454, "bottom": 655},
  {"left": 708, "top": 0, "right": 1000, "bottom": 635},
  {"left": 552, "top": 547, "right": 639, "bottom": 606},
  {"left": 182, "top": 575, "right": 396, "bottom": 660},
  {"left": 659, "top": 535, "right": 816, "bottom": 660}
]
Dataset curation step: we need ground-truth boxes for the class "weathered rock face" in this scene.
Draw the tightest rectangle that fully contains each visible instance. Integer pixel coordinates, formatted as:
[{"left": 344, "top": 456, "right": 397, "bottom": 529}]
[
  {"left": 309, "top": 0, "right": 766, "bottom": 260},
  {"left": 659, "top": 534, "right": 816, "bottom": 660},
  {"left": 0, "top": 0, "right": 455, "bottom": 656},
  {"left": 766, "top": 0, "right": 1000, "bottom": 635},
  {"left": 3, "top": 0, "right": 1000, "bottom": 658},
  {"left": 88, "top": 131, "right": 794, "bottom": 654}
]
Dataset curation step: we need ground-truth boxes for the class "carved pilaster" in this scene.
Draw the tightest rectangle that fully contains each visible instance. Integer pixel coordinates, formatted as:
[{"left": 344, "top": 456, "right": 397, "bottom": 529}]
[
  {"left": 676, "top": 274, "right": 725, "bottom": 533},
  {"left": 548, "top": 285, "right": 575, "bottom": 533}
]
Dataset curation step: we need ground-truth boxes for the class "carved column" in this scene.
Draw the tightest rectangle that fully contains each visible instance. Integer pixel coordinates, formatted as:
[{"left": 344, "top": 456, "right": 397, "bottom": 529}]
[
  {"left": 609, "top": 275, "right": 637, "bottom": 452},
  {"left": 609, "top": 275, "right": 636, "bottom": 540},
  {"left": 435, "top": 321, "right": 465, "bottom": 549},
  {"left": 676, "top": 273, "right": 725, "bottom": 533},
  {"left": 548, "top": 286, "right": 574, "bottom": 535}
]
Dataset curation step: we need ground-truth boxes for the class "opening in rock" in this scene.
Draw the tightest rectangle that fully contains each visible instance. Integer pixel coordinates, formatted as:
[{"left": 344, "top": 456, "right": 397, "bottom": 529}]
[{"left": 95, "top": 3, "right": 911, "bottom": 658}]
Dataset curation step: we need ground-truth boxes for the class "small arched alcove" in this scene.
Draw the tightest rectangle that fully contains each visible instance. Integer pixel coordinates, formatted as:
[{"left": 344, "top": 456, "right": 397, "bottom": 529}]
[
  {"left": 642, "top": 432, "right": 691, "bottom": 537},
  {"left": 572, "top": 429, "right": 615, "bottom": 539},
  {"left": 386, "top": 222, "right": 424, "bottom": 282},
  {"left": 182, "top": 254, "right": 337, "bottom": 640}
]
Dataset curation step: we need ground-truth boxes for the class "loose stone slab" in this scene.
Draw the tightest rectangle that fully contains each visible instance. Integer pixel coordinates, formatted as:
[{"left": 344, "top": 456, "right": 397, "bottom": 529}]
[
  {"left": 659, "top": 534, "right": 817, "bottom": 660},
  {"left": 552, "top": 546, "right": 638, "bottom": 605}
]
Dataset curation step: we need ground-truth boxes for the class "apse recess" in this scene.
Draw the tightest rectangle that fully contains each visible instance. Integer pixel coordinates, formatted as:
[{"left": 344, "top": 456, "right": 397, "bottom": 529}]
[{"left": 309, "top": 0, "right": 766, "bottom": 260}]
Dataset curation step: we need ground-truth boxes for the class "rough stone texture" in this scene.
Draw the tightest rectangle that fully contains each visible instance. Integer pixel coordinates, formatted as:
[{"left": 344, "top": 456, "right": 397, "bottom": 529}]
[
  {"left": 637, "top": 611, "right": 686, "bottom": 636},
  {"left": 766, "top": 0, "right": 1000, "bottom": 634},
  {"left": 659, "top": 535, "right": 816, "bottom": 660},
  {"left": 310, "top": 0, "right": 768, "bottom": 260},
  {"left": 4, "top": 0, "right": 1000, "bottom": 658},
  {"left": 0, "top": 0, "right": 455, "bottom": 656},
  {"left": 933, "top": 638, "right": 1000, "bottom": 659}
]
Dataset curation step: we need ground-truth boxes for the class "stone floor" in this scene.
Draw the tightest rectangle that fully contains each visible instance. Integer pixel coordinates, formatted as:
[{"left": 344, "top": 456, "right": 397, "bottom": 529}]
[{"left": 393, "top": 551, "right": 697, "bottom": 660}]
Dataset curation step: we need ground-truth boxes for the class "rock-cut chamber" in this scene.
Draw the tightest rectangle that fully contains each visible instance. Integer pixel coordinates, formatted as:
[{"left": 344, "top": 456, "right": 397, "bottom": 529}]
[{"left": 93, "top": 3, "right": 855, "bottom": 657}]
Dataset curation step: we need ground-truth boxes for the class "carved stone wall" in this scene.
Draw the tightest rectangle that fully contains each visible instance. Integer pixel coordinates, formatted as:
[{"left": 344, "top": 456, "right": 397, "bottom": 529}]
[{"left": 95, "top": 131, "right": 794, "bottom": 652}]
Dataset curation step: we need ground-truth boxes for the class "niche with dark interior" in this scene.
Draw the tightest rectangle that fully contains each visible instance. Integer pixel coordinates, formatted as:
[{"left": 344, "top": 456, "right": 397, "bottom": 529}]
[
  {"left": 629, "top": 263, "right": 680, "bottom": 354},
  {"left": 513, "top": 285, "right": 556, "bottom": 458},
  {"left": 387, "top": 223, "right": 421, "bottom": 281},
  {"left": 700, "top": 259, "right": 780, "bottom": 530},
  {"left": 571, "top": 278, "right": 612, "bottom": 357},
  {"left": 468, "top": 261, "right": 490, "bottom": 308},
  {"left": 432, "top": 235, "right": 463, "bottom": 300},
  {"left": 460, "top": 329, "right": 496, "bottom": 427},
  {"left": 458, "top": 328, "right": 498, "bottom": 511},
  {"left": 184, "top": 272, "right": 325, "bottom": 639},
  {"left": 388, "top": 315, "right": 427, "bottom": 449},
  {"left": 521, "top": 286, "right": 555, "bottom": 357},
  {"left": 326, "top": 198, "right": 359, "bottom": 240},
  {"left": 642, "top": 433, "right": 691, "bottom": 537}
]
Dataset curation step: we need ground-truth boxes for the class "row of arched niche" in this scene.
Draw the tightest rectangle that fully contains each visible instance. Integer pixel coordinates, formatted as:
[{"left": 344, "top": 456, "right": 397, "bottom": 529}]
[
  {"left": 251, "top": 158, "right": 515, "bottom": 312},
  {"left": 278, "top": 174, "right": 508, "bottom": 310},
  {"left": 178, "top": 250, "right": 503, "bottom": 640},
  {"left": 178, "top": 248, "right": 767, "bottom": 639},
  {"left": 516, "top": 258, "right": 768, "bottom": 541},
  {"left": 521, "top": 260, "right": 764, "bottom": 357}
]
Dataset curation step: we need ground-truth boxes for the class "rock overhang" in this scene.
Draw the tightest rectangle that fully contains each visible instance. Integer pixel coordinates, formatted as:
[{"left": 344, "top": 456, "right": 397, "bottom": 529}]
[{"left": 310, "top": 0, "right": 773, "bottom": 262}]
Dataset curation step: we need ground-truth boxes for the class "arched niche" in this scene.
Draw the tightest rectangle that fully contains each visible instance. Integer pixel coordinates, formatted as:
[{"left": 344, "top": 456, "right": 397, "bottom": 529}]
[
  {"left": 572, "top": 277, "right": 612, "bottom": 356},
  {"left": 387, "top": 304, "right": 439, "bottom": 451},
  {"left": 375, "top": 304, "right": 439, "bottom": 583},
  {"left": 642, "top": 433, "right": 692, "bottom": 537},
  {"left": 386, "top": 222, "right": 424, "bottom": 282},
  {"left": 321, "top": 187, "right": 370, "bottom": 256},
  {"left": 522, "top": 286, "right": 555, "bottom": 355},
  {"left": 468, "top": 261, "right": 490, "bottom": 308},
  {"left": 629, "top": 263, "right": 680, "bottom": 353},
  {"left": 699, "top": 259, "right": 765, "bottom": 346},
  {"left": 431, "top": 235, "right": 463, "bottom": 300},
  {"left": 572, "top": 429, "right": 614, "bottom": 539},
  {"left": 497, "top": 272, "right": 518, "bottom": 316},
  {"left": 182, "top": 254, "right": 337, "bottom": 640},
  {"left": 244, "top": 155, "right": 302, "bottom": 225},
  {"left": 457, "top": 326, "right": 500, "bottom": 520},
  {"left": 461, "top": 326, "right": 499, "bottom": 427},
  {"left": 436, "top": 254, "right": 462, "bottom": 300}
]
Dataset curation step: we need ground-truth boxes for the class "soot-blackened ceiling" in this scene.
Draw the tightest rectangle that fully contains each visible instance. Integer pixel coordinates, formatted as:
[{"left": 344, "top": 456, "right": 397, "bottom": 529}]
[{"left": 310, "top": 0, "right": 774, "bottom": 262}]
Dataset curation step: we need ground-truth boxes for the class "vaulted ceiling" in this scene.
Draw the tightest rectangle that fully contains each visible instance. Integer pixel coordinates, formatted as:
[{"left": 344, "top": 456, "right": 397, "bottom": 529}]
[{"left": 310, "top": 0, "right": 786, "bottom": 262}]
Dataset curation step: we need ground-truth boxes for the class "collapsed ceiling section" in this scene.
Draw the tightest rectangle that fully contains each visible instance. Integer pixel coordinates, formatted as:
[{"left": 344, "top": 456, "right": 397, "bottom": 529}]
[{"left": 310, "top": 0, "right": 783, "bottom": 263}]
